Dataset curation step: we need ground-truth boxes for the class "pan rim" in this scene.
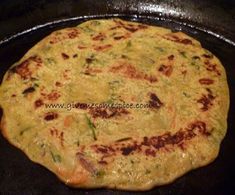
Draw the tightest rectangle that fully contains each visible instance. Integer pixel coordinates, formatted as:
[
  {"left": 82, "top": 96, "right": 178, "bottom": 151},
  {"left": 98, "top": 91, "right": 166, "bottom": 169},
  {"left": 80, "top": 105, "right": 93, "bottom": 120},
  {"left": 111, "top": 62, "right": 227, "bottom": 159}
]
[{"left": 0, "top": 14, "right": 234, "bottom": 47}]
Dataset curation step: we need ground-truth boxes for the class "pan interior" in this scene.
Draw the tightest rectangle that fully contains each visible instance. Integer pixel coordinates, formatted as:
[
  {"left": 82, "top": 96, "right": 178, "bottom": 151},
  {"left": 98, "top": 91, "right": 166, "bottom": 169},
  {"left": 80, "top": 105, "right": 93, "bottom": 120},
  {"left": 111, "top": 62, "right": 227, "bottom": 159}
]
[{"left": 0, "top": 15, "right": 234, "bottom": 195}]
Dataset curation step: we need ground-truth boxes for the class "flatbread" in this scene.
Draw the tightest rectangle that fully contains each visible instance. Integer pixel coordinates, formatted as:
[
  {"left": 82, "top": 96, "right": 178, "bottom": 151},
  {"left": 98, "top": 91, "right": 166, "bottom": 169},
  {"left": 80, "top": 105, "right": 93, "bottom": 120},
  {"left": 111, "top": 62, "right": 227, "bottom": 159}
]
[{"left": 0, "top": 19, "right": 229, "bottom": 190}]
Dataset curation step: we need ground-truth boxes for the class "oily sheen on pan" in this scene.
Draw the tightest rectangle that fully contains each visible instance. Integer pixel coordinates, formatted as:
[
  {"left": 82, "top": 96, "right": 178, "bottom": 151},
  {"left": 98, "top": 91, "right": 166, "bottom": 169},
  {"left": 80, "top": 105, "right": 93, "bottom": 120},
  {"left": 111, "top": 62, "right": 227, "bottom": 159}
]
[{"left": 0, "top": 19, "right": 229, "bottom": 190}]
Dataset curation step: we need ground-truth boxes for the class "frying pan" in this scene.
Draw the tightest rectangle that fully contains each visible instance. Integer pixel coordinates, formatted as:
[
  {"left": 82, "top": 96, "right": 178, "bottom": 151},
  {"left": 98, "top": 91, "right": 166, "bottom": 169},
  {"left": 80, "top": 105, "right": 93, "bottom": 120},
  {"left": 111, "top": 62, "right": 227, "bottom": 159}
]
[{"left": 0, "top": 0, "right": 234, "bottom": 194}]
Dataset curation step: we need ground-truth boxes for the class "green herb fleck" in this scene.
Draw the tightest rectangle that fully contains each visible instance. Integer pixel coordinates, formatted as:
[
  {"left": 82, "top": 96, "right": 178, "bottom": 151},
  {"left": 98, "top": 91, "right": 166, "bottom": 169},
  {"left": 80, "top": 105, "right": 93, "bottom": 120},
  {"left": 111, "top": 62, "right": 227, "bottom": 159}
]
[
  {"left": 50, "top": 151, "right": 61, "bottom": 163},
  {"left": 183, "top": 92, "right": 191, "bottom": 98},
  {"left": 90, "top": 20, "right": 101, "bottom": 26},
  {"left": 76, "top": 140, "right": 80, "bottom": 147},
  {"left": 145, "top": 169, "right": 151, "bottom": 174},
  {"left": 141, "top": 55, "right": 155, "bottom": 66},
  {"left": 126, "top": 40, "right": 132, "bottom": 48},
  {"left": 20, "top": 127, "right": 32, "bottom": 135},
  {"left": 45, "top": 58, "right": 56, "bottom": 65},
  {"left": 85, "top": 115, "right": 97, "bottom": 141},
  {"left": 105, "top": 99, "right": 114, "bottom": 104},
  {"left": 80, "top": 26, "right": 94, "bottom": 33},
  {"left": 155, "top": 47, "right": 164, "bottom": 52},
  {"left": 96, "top": 170, "right": 105, "bottom": 177},
  {"left": 31, "top": 77, "right": 39, "bottom": 81},
  {"left": 40, "top": 143, "right": 45, "bottom": 148},
  {"left": 155, "top": 164, "right": 160, "bottom": 169},
  {"left": 204, "top": 50, "right": 213, "bottom": 57},
  {"left": 190, "top": 62, "right": 200, "bottom": 70},
  {"left": 33, "top": 83, "right": 39, "bottom": 88},
  {"left": 191, "top": 56, "right": 200, "bottom": 70},
  {"left": 179, "top": 51, "right": 187, "bottom": 58},
  {"left": 116, "top": 137, "right": 132, "bottom": 142},
  {"left": 108, "top": 80, "right": 120, "bottom": 102}
]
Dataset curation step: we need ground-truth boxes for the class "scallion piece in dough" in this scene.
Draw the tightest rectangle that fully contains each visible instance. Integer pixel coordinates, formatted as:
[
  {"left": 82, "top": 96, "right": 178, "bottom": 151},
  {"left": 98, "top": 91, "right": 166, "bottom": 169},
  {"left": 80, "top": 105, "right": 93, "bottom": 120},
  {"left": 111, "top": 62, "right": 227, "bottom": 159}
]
[
  {"left": 85, "top": 115, "right": 97, "bottom": 141},
  {"left": 50, "top": 151, "right": 61, "bottom": 163},
  {"left": 179, "top": 51, "right": 187, "bottom": 58},
  {"left": 19, "top": 127, "right": 32, "bottom": 135}
]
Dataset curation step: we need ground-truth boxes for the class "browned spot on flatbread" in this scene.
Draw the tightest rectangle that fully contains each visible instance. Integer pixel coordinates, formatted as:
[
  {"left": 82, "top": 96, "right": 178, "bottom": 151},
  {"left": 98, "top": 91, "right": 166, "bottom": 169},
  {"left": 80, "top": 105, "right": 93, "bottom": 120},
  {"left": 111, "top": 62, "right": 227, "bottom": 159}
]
[
  {"left": 75, "top": 103, "right": 129, "bottom": 119},
  {"left": 61, "top": 53, "right": 69, "bottom": 60},
  {"left": 92, "top": 33, "right": 106, "bottom": 41},
  {"left": 202, "top": 54, "right": 213, "bottom": 59},
  {"left": 168, "top": 55, "right": 174, "bottom": 60},
  {"left": 181, "top": 70, "right": 187, "bottom": 76},
  {"left": 55, "top": 81, "right": 63, "bottom": 87},
  {"left": 158, "top": 64, "right": 173, "bottom": 77},
  {"left": 49, "top": 28, "right": 80, "bottom": 44},
  {"left": 63, "top": 69, "right": 71, "bottom": 80},
  {"left": 110, "top": 62, "right": 157, "bottom": 83},
  {"left": 98, "top": 160, "right": 108, "bottom": 165},
  {"left": 34, "top": 99, "right": 44, "bottom": 108},
  {"left": 49, "top": 127, "right": 64, "bottom": 147},
  {"left": 180, "top": 39, "right": 193, "bottom": 45},
  {"left": 47, "top": 90, "right": 61, "bottom": 101},
  {"left": 84, "top": 67, "right": 102, "bottom": 75},
  {"left": 115, "top": 137, "right": 132, "bottom": 142},
  {"left": 41, "top": 89, "right": 61, "bottom": 101},
  {"left": 76, "top": 152, "right": 97, "bottom": 175},
  {"left": 145, "top": 148, "right": 156, "bottom": 157},
  {"left": 113, "top": 36, "right": 127, "bottom": 40},
  {"left": 59, "top": 132, "right": 65, "bottom": 147},
  {"left": 50, "top": 127, "right": 59, "bottom": 136},
  {"left": 8, "top": 56, "right": 42, "bottom": 80},
  {"left": 67, "top": 29, "right": 80, "bottom": 39},
  {"left": 197, "top": 88, "right": 215, "bottom": 111},
  {"left": 204, "top": 60, "right": 221, "bottom": 76},
  {"left": 163, "top": 34, "right": 193, "bottom": 45},
  {"left": 89, "top": 107, "right": 129, "bottom": 119},
  {"left": 192, "top": 56, "right": 201, "bottom": 60},
  {"left": 199, "top": 78, "right": 214, "bottom": 85},
  {"left": 94, "top": 44, "right": 112, "bottom": 51},
  {"left": 12, "top": 61, "right": 32, "bottom": 80},
  {"left": 113, "top": 20, "right": 148, "bottom": 33},
  {"left": 85, "top": 58, "right": 94, "bottom": 64},
  {"left": 94, "top": 145, "right": 115, "bottom": 154},
  {"left": 63, "top": 115, "right": 74, "bottom": 128},
  {"left": 120, "top": 145, "right": 138, "bottom": 155},
  {"left": 113, "top": 32, "right": 131, "bottom": 40},
  {"left": 149, "top": 93, "right": 163, "bottom": 109},
  {"left": 78, "top": 46, "right": 87, "bottom": 49},
  {"left": 44, "top": 112, "right": 58, "bottom": 121},
  {"left": 75, "top": 103, "right": 89, "bottom": 110},
  {"left": 158, "top": 55, "right": 175, "bottom": 77},
  {"left": 91, "top": 121, "right": 211, "bottom": 162},
  {"left": 109, "top": 26, "right": 122, "bottom": 30}
]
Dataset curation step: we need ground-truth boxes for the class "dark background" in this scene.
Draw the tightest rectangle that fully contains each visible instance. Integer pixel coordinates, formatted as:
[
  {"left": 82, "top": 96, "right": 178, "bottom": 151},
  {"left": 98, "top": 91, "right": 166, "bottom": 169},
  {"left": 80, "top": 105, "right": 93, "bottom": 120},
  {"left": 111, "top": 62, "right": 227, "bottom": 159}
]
[
  {"left": 0, "top": 0, "right": 235, "bottom": 43},
  {"left": 0, "top": 0, "right": 235, "bottom": 194}
]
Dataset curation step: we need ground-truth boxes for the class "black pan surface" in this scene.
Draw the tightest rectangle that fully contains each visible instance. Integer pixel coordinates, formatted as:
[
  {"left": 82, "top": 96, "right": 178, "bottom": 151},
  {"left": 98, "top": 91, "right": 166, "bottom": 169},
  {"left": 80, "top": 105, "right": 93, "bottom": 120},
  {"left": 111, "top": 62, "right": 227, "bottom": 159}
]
[{"left": 0, "top": 1, "right": 234, "bottom": 194}]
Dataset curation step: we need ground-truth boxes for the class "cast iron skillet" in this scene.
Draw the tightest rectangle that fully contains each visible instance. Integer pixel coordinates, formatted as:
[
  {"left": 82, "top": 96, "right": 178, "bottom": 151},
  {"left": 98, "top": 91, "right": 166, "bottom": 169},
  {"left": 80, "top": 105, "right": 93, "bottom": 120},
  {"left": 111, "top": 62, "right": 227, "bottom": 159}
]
[{"left": 0, "top": 0, "right": 234, "bottom": 194}]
